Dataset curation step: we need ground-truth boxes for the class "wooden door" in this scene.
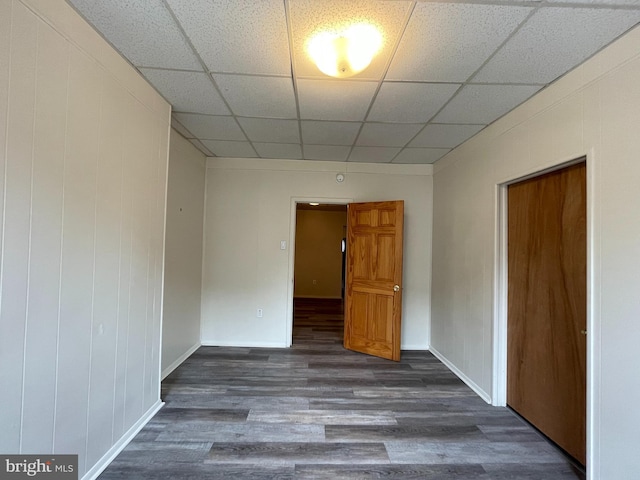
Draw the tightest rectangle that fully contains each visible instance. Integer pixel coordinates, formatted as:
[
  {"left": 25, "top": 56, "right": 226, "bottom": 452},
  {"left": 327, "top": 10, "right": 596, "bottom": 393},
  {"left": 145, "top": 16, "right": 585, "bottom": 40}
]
[
  {"left": 344, "top": 201, "right": 404, "bottom": 361},
  {"left": 507, "top": 161, "right": 586, "bottom": 464}
]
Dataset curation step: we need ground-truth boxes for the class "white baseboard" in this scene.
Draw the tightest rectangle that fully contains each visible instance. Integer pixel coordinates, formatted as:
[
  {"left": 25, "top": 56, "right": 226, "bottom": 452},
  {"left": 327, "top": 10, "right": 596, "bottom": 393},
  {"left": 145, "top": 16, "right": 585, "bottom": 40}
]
[
  {"left": 200, "top": 341, "right": 428, "bottom": 350},
  {"left": 401, "top": 344, "right": 429, "bottom": 351},
  {"left": 429, "top": 346, "right": 492, "bottom": 404},
  {"left": 162, "top": 342, "right": 201, "bottom": 380},
  {"left": 82, "top": 400, "right": 164, "bottom": 480}
]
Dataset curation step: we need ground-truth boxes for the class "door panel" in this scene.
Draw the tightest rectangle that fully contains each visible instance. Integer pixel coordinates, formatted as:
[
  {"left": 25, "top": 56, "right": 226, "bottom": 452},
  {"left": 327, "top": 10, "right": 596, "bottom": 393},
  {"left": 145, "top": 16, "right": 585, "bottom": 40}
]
[
  {"left": 344, "top": 201, "right": 404, "bottom": 361},
  {"left": 376, "top": 235, "right": 395, "bottom": 280},
  {"left": 507, "top": 161, "right": 586, "bottom": 465},
  {"left": 351, "top": 292, "right": 368, "bottom": 338},
  {"left": 373, "top": 296, "right": 393, "bottom": 342},
  {"left": 352, "top": 234, "right": 370, "bottom": 279}
]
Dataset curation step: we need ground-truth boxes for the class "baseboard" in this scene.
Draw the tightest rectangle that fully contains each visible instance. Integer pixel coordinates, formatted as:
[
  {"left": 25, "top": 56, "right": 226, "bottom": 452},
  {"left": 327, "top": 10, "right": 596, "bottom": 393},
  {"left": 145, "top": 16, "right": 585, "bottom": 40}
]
[
  {"left": 162, "top": 342, "right": 201, "bottom": 380},
  {"left": 200, "top": 340, "right": 288, "bottom": 348},
  {"left": 201, "top": 341, "right": 427, "bottom": 350},
  {"left": 401, "top": 344, "right": 429, "bottom": 351},
  {"left": 82, "top": 400, "right": 164, "bottom": 480},
  {"left": 429, "top": 346, "right": 492, "bottom": 404}
]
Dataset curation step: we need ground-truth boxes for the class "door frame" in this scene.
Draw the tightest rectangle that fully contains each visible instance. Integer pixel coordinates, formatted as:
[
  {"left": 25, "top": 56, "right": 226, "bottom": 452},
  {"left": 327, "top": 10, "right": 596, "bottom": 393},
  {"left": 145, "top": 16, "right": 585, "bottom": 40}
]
[
  {"left": 493, "top": 151, "right": 596, "bottom": 475},
  {"left": 285, "top": 196, "right": 353, "bottom": 347}
]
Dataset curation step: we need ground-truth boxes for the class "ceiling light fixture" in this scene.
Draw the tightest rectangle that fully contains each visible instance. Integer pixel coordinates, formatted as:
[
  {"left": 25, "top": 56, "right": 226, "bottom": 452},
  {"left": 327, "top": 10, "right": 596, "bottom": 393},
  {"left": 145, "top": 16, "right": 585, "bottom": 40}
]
[
  {"left": 309, "top": 202, "right": 320, "bottom": 206},
  {"left": 308, "top": 24, "right": 382, "bottom": 78}
]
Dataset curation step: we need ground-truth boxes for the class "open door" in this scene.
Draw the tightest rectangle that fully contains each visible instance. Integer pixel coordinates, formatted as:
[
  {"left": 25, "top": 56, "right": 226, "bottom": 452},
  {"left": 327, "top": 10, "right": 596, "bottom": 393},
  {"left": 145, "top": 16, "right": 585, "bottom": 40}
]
[{"left": 344, "top": 200, "right": 404, "bottom": 361}]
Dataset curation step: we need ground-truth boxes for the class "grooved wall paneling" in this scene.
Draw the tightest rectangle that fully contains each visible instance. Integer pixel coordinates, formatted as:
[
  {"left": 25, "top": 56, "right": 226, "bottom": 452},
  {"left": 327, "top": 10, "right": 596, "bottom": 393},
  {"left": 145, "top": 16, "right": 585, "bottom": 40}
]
[
  {"left": 0, "top": 1, "right": 170, "bottom": 477},
  {"left": 431, "top": 24, "right": 640, "bottom": 478},
  {"left": 162, "top": 130, "right": 206, "bottom": 376}
]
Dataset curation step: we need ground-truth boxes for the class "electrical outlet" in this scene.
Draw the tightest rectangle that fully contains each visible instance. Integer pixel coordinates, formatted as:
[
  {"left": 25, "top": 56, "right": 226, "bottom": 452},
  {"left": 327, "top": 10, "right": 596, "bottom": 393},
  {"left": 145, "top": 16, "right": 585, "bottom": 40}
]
[{"left": 257, "top": 309, "right": 263, "bottom": 318}]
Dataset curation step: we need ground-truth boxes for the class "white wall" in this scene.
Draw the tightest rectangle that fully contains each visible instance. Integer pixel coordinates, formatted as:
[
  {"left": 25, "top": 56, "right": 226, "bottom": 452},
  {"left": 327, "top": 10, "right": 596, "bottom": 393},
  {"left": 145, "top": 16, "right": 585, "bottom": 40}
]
[
  {"left": 0, "top": 1, "right": 170, "bottom": 478},
  {"left": 431, "top": 25, "right": 640, "bottom": 479},
  {"left": 162, "top": 129, "right": 205, "bottom": 378},
  {"left": 202, "top": 159, "right": 432, "bottom": 349}
]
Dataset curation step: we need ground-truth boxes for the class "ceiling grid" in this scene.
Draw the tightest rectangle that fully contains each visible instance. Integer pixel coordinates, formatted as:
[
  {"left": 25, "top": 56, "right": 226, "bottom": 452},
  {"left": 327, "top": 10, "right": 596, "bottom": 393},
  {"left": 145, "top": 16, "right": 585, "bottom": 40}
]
[{"left": 67, "top": 0, "right": 640, "bottom": 164}]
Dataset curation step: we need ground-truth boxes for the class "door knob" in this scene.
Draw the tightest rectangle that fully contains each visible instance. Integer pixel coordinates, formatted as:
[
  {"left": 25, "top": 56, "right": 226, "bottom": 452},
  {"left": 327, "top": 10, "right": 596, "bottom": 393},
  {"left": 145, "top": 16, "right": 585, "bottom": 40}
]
[
  {"left": 393, "top": 285, "right": 400, "bottom": 292},
  {"left": 580, "top": 330, "right": 587, "bottom": 335}
]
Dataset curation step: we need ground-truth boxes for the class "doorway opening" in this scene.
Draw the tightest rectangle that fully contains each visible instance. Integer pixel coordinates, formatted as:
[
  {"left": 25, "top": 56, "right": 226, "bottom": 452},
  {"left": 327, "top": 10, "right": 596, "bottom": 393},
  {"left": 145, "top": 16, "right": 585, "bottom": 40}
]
[{"left": 291, "top": 202, "right": 348, "bottom": 346}]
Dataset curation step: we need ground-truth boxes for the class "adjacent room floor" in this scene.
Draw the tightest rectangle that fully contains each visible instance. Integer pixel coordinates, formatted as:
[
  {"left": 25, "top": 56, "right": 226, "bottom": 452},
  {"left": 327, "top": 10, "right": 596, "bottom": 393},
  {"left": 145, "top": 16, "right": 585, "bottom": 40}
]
[{"left": 99, "top": 299, "right": 585, "bottom": 479}]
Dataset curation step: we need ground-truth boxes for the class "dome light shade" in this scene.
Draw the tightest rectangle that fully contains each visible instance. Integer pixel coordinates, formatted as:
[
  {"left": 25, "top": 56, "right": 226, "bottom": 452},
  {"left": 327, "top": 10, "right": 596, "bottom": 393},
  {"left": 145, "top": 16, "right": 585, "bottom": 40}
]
[{"left": 308, "top": 24, "right": 382, "bottom": 78}]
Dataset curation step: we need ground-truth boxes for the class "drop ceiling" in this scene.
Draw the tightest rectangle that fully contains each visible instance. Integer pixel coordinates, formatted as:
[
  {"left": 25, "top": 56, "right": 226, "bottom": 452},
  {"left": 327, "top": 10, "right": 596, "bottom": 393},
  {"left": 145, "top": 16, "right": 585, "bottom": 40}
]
[{"left": 67, "top": 0, "right": 640, "bottom": 164}]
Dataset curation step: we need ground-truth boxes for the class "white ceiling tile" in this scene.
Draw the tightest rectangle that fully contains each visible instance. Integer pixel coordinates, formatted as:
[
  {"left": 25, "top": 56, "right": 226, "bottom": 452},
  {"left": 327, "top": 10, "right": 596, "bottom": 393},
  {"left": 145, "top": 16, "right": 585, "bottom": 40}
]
[
  {"left": 301, "top": 121, "right": 362, "bottom": 145},
  {"left": 166, "top": 0, "right": 290, "bottom": 75},
  {"left": 348, "top": 146, "right": 401, "bottom": 163},
  {"left": 393, "top": 148, "right": 450, "bottom": 164},
  {"left": 368, "top": 83, "right": 460, "bottom": 123},
  {"left": 434, "top": 85, "right": 541, "bottom": 124},
  {"left": 140, "top": 69, "right": 230, "bottom": 115},
  {"left": 298, "top": 79, "right": 378, "bottom": 121},
  {"left": 237, "top": 118, "right": 300, "bottom": 143},
  {"left": 213, "top": 75, "right": 297, "bottom": 118},
  {"left": 254, "top": 143, "right": 303, "bottom": 160},
  {"left": 474, "top": 7, "right": 640, "bottom": 84},
  {"left": 172, "top": 113, "right": 245, "bottom": 141},
  {"left": 304, "top": 145, "right": 351, "bottom": 161},
  {"left": 201, "top": 140, "right": 257, "bottom": 158},
  {"left": 409, "top": 124, "right": 485, "bottom": 148},
  {"left": 171, "top": 117, "right": 195, "bottom": 139},
  {"left": 356, "top": 123, "right": 424, "bottom": 147},
  {"left": 387, "top": 3, "right": 532, "bottom": 82},
  {"left": 68, "top": 0, "right": 201, "bottom": 70},
  {"left": 289, "top": 0, "right": 413, "bottom": 80}
]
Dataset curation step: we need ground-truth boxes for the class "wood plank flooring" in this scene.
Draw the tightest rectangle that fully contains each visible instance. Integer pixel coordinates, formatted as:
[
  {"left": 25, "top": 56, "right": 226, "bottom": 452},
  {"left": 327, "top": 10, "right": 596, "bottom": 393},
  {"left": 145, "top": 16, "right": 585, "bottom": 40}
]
[{"left": 99, "top": 299, "right": 585, "bottom": 479}]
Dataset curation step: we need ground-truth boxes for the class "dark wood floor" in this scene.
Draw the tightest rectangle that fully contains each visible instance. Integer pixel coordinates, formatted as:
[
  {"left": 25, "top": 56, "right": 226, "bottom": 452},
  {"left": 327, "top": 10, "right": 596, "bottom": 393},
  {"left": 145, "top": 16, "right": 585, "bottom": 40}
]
[{"left": 99, "top": 299, "right": 585, "bottom": 479}]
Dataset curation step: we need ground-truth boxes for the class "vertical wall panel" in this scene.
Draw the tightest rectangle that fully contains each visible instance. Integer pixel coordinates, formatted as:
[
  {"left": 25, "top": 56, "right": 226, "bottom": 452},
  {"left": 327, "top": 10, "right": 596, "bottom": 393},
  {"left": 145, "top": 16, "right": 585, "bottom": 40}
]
[
  {"left": 149, "top": 130, "right": 168, "bottom": 415},
  {"left": 152, "top": 122, "right": 170, "bottom": 388},
  {"left": 85, "top": 75, "right": 125, "bottom": 467},
  {"left": 596, "top": 58, "right": 640, "bottom": 480},
  {"left": 143, "top": 118, "right": 161, "bottom": 409},
  {"left": 112, "top": 96, "right": 135, "bottom": 442},
  {"left": 0, "top": 1, "right": 37, "bottom": 453},
  {"left": 1, "top": 0, "right": 169, "bottom": 475},
  {"left": 142, "top": 113, "right": 156, "bottom": 411},
  {"left": 0, "top": 0, "right": 11, "bottom": 304},
  {"left": 162, "top": 129, "right": 205, "bottom": 376},
  {"left": 54, "top": 47, "right": 101, "bottom": 472},
  {"left": 21, "top": 21, "right": 69, "bottom": 453},
  {"left": 124, "top": 102, "right": 150, "bottom": 430}
]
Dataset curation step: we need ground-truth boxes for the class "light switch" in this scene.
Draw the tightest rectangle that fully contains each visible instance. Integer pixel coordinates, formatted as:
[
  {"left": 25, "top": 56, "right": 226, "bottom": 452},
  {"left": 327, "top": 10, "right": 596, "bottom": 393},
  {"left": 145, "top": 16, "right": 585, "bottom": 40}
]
[{"left": 280, "top": 240, "right": 287, "bottom": 250}]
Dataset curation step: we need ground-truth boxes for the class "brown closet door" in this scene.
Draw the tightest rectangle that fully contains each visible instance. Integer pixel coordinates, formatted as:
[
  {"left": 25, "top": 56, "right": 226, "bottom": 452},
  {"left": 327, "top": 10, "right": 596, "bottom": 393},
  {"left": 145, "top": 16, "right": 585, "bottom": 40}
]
[{"left": 507, "top": 161, "right": 586, "bottom": 465}]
